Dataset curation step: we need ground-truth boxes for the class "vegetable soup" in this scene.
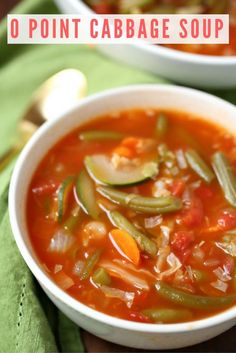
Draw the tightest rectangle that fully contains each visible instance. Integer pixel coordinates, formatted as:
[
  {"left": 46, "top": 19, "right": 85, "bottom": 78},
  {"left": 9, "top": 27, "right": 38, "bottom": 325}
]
[
  {"left": 27, "top": 109, "right": 236, "bottom": 324},
  {"left": 84, "top": 0, "right": 236, "bottom": 56}
]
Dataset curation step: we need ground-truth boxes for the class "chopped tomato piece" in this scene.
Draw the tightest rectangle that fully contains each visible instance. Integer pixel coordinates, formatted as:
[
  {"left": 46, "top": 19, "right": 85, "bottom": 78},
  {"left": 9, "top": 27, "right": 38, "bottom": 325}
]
[
  {"left": 171, "top": 179, "right": 185, "bottom": 197},
  {"left": 171, "top": 231, "right": 195, "bottom": 263},
  {"left": 195, "top": 185, "right": 214, "bottom": 200},
  {"left": 217, "top": 210, "right": 236, "bottom": 231},
  {"left": 178, "top": 197, "right": 204, "bottom": 228}
]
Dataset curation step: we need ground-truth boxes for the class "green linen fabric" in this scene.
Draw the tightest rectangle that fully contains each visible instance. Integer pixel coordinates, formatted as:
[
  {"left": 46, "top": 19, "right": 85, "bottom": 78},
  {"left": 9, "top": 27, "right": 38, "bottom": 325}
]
[
  {"left": 0, "top": 1, "right": 235, "bottom": 352},
  {"left": 0, "top": 1, "right": 166, "bottom": 353}
]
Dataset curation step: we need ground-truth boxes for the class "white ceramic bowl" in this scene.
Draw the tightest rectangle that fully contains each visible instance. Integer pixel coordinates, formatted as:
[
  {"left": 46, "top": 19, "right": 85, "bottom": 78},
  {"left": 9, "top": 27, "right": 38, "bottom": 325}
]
[
  {"left": 54, "top": 0, "right": 236, "bottom": 89},
  {"left": 9, "top": 85, "right": 236, "bottom": 350}
]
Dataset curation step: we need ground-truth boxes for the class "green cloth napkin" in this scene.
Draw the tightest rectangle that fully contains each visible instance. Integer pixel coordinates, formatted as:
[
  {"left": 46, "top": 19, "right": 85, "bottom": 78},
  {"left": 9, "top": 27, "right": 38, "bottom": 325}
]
[{"left": 0, "top": 1, "right": 235, "bottom": 353}]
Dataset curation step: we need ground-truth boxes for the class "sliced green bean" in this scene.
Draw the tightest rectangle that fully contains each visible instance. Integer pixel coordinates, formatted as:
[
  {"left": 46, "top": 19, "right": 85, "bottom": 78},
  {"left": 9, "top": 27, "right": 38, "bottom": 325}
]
[
  {"left": 212, "top": 152, "right": 236, "bottom": 207},
  {"left": 57, "top": 176, "right": 74, "bottom": 223},
  {"left": 97, "top": 186, "right": 182, "bottom": 214},
  {"left": 63, "top": 213, "right": 79, "bottom": 232},
  {"left": 155, "top": 281, "right": 236, "bottom": 310},
  {"left": 109, "top": 211, "right": 157, "bottom": 256},
  {"left": 185, "top": 149, "right": 214, "bottom": 184},
  {"left": 156, "top": 113, "right": 168, "bottom": 137},
  {"left": 92, "top": 267, "right": 111, "bottom": 286},
  {"left": 76, "top": 169, "right": 100, "bottom": 219},
  {"left": 80, "top": 249, "right": 102, "bottom": 280},
  {"left": 79, "top": 131, "right": 125, "bottom": 141},
  {"left": 142, "top": 308, "right": 192, "bottom": 323}
]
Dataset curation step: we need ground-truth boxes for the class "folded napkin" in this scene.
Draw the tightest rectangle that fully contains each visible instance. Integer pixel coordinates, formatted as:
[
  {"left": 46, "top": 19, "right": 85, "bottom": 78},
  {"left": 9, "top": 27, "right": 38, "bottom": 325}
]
[{"left": 0, "top": 1, "right": 235, "bottom": 352}]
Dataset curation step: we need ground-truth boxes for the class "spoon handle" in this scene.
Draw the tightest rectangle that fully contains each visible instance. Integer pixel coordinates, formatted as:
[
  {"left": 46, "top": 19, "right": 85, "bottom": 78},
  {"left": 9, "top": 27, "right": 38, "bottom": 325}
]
[{"left": 0, "top": 121, "right": 38, "bottom": 172}]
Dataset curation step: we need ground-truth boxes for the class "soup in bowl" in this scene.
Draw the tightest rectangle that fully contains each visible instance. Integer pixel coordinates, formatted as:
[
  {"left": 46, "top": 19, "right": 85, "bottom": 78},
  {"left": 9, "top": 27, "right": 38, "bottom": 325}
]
[{"left": 9, "top": 85, "right": 236, "bottom": 349}]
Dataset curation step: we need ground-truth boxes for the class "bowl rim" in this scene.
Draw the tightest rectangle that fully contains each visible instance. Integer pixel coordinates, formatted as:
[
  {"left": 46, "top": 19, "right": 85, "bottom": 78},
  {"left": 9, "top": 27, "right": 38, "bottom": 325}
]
[
  {"left": 61, "top": 0, "right": 236, "bottom": 65},
  {"left": 9, "top": 84, "right": 236, "bottom": 334}
]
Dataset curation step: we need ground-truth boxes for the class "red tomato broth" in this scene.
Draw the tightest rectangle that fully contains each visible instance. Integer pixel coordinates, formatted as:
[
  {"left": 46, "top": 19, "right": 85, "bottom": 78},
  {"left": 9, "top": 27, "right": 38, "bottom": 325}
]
[
  {"left": 27, "top": 108, "right": 236, "bottom": 324},
  {"left": 84, "top": 0, "right": 236, "bottom": 56}
]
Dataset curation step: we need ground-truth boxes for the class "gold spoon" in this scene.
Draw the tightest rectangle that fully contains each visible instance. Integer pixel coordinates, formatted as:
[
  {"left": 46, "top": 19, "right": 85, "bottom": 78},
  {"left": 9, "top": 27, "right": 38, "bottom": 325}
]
[{"left": 0, "top": 69, "right": 87, "bottom": 172}]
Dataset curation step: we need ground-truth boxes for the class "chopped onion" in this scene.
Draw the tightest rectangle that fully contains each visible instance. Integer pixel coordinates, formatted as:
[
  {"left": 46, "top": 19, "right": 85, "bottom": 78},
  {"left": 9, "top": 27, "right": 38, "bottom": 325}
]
[
  {"left": 113, "top": 259, "right": 156, "bottom": 280},
  {"left": 100, "top": 285, "right": 135, "bottom": 308},
  {"left": 213, "top": 267, "right": 232, "bottom": 282},
  {"left": 192, "top": 244, "right": 205, "bottom": 261},
  {"left": 48, "top": 230, "right": 75, "bottom": 253},
  {"left": 84, "top": 221, "right": 107, "bottom": 239},
  {"left": 99, "top": 260, "right": 149, "bottom": 290},
  {"left": 157, "top": 252, "right": 182, "bottom": 279},
  {"left": 54, "top": 264, "right": 63, "bottom": 274},
  {"left": 211, "top": 280, "right": 228, "bottom": 293},
  {"left": 154, "top": 246, "right": 170, "bottom": 273},
  {"left": 185, "top": 265, "right": 194, "bottom": 282},
  {"left": 175, "top": 149, "right": 188, "bottom": 169},
  {"left": 152, "top": 179, "right": 172, "bottom": 197},
  {"left": 144, "top": 215, "right": 163, "bottom": 229},
  {"left": 83, "top": 221, "right": 107, "bottom": 247},
  {"left": 74, "top": 260, "right": 85, "bottom": 276},
  {"left": 216, "top": 240, "right": 236, "bottom": 257},
  {"left": 160, "top": 226, "right": 170, "bottom": 246}
]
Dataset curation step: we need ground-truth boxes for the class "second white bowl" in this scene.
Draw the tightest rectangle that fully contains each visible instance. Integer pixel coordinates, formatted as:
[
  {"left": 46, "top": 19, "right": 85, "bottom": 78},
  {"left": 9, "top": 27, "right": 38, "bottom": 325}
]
[{"left": 54, "top": 0, "right": 236, "bottom": 89}]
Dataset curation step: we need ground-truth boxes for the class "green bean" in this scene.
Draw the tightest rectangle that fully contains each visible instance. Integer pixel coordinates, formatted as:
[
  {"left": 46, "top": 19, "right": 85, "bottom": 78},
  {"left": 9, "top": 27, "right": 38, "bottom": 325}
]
[
  {"left": 155, "top": 281, "right": 236, "bottom": 310},
  {"left": 212, "top": 152, "right": 236, "bottom": 207},
  {"left": 185, "top": 149, "right": 214, "bottom": 184},
  {"left": 97, "top": 186, "right": 182, "bottom": 214},
  {"left": 142, "top": 308, "right": 192, "bottom": 323},
  {"left": 80, "top": 249, "right": 102, "bottom": 280},
  {"left": 63, "top": 215, "right": 78, "bottom": 232},
  {"left": 156, "top": 113, "right": 168, "bottom": 137},
  {"left": 79, "top": 130, "right": 125, "bottom": 141},
  {"left": 92, "top": 267, "right": 111, "bottom": 286},
  {"left": 57, "top": 176, "right": 74, "bottom": 223},
  {"left": 109, "top": 211, "right": 157, "bottom": 256},
  {"left": 76, "top": 170, "right": 100, "bottom": 219}
]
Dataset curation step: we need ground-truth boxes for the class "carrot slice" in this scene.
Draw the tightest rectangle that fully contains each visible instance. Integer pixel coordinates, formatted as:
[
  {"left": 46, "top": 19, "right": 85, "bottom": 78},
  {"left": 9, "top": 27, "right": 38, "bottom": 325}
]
[
  {"left": 113, "top": 146, "right": 134, "bottom": 158},
  {"left": 109, "top": 229, "right": 140, "bottom": 265}
]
